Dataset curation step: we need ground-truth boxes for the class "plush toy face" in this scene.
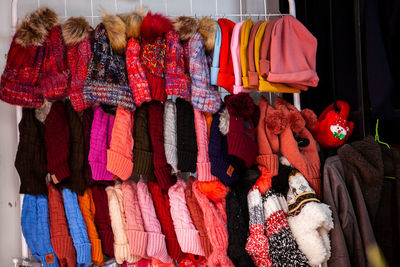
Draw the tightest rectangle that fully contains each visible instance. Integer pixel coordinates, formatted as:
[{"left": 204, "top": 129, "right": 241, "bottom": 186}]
[{"left": 330, "top": 124, "right": 348, "bottom": 140}]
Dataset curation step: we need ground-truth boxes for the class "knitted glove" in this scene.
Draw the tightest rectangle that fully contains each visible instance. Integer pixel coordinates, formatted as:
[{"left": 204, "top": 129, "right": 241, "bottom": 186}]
[
  {"left": 137, "top": 178, "right": 172, "bottom": 263},
  {"left": 47, "top": 182, "right": 77, "bottom": 267},
  {"left": 62, "top": 188, "right": 92, "bottom": 265},
  {"left": 45, "top": 101, "right": 71, "bottom": 183},
  {"left": 148, "top": 101, "right": 176, "bottom": 190},
  {"left": 91, "top": 184, "right": 115, "bottom": 258},
  {"left": 107, "top": 106, "right": 134, "bottom": 180},
  {"left": 106, "top": 184, "right": 138, "bottom": 264},
  {"left": 168, "top": 179, "right": 204, "bottom": 256},
  {"left": 122, "top": 180, "right": 148, "bottom": 257},
  {"left": 164, "top": 100, "right": 179, "bottom": 173},
  {"left": 126, "top": 38, "right": 151, "bottom": 106},
  {"left": 77, "top": 188, "right": 105, "bottom": 266},
  {"left": 148, "top": 180, "right": 186, "bottom": 262}
]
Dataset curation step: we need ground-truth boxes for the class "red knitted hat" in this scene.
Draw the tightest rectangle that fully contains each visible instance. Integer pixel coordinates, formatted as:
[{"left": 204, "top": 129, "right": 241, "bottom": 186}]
[
  {"left": 40, "top": 26, "right": 70, "bottom": 100},
  {"left": 140, "top": 12, "right": 172, "bottom": 102},
  {"left": 217, "top": 19, "right": 235, "bottom": 94}
]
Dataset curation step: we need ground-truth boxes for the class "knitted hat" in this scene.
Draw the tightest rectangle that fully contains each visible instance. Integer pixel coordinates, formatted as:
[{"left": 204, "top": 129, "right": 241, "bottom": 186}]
[
  {"left": 40, "top": 25, "right": 69, "bottom": 100},
  {"left": 82, "top": 107, "right": 95, "bottom": 187},
  {"left": 47, "top": 182, "right": 77, "bottom": 267},
  {"left": 56, "top": 100, "right": 85, "bottom": 195},
  {"left": 217, "top": 19, "right": 235, "bottom": 93},
  {"left": 77, "top": 188, "right": 105, "bottom": 266},
  {"left": 126, "top": 38, "right": 151, "bottom": 106},
  {"left": 168, "top": 179, "right": 204, "bottom": 256},
  {"left": 240, "top": 19, "right": 255, "bottom": 89},
  {"left": 192, "top": 181, "right": 234, "bottom": 267},
  {"left": 21, "top": 195, "right": 60, "bottom": 267},
  {"left": 247, "top": 20, "right": 263, "bottom": 87},
  {"left": 257, "top": 19, "right": 300, "bottom": 93},
  {"left": 185, "top": 177, "right": 213, "bottom": 258},
  {"left": 245, "top": 187, "right": 272, "bottom": 267},
  {"left": 137, "top": 178, "right": 172, "bottom": 263},
  {"left": 0, "top": 8, "right": 58, "bottom": 108},
  {"left": 91, "top": 184, "right": 114, "bottom": 258},
  {"left": 189, "top": 32, "right": 221, "bottom": 113},
  {"left": 274, "top": 97, "right": 321, "bottom": 198},
  {"left": 165, "top": 30, "right": 191, "bottom": 100},
  {"left": 164, "top": 100, "right": 179, "bottom": 174},
  {"left": 133, "top": 103, "right": 154, "bottom": 177},
  {"left": 107, "top": 106, "right": 134, "bottom": 180},
  {"left": 140, "top": 12, "right": 172, "bottom": 102},
  {"left": 230, "top": 21, "right": 245, "bottom": 94},
  {"left": 83, "top": 23, "right": 135, "bottom": 110},
  {"left": 106, "top": 184, "right": 138, "bottom": 264},
  {"left": 210, "top": 24, "right": 222, "bottom": 86},
  {"left": 225, "top": 93, "right": 258, "bottom": 168},
  {"left": 62, "top": 188, "right": 92, "bottom": 264},
  {"left": 15, "top": 108, "right": 48, "bottom": 195},
  {"left": 286, "top": 169, "right": 333, "bottom": 266},
  {"left": 176, "top": 98, "right": 198, "bottom": 173},
  {"left": 267, "top": 15, "right": 319, "bottom": 89},
  {"left": 209, "top": 108, "right": 240, "bottom": 185},
  {"left": 89, "top": 106, "right": 114, "bottom": 181},
  {"left": 62, "top": 17, "right": 93, "bottom": 111},
  {"left": 45, "top": 101, "right": 71, "bottom": 183},
  {"left": 148, "top": 180, "right": 186, "bottom": 262},
  {"left": 148, "top": 101, "right": 176, "bottom": 190},
  {"left": 263, "top": 190, "right": 309, "bottom": 266},
  {"left": 122, "top": 180, "right": 148, "bottom": 258},
  {"left": 256, "top": 96, "right": 279, "bottom": 177}
]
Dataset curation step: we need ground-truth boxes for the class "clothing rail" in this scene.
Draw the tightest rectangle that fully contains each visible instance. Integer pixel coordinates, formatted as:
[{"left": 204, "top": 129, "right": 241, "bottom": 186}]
[{"left": 11, "top": 0, "right": 298, "bottom": 260}]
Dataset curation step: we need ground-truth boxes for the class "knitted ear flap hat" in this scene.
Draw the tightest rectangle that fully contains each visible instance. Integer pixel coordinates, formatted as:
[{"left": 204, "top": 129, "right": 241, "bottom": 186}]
[
  {"left": 164, "top": 100, "right": 179, "bottom": 174},
  {"left": 0, "top": 8, "right": 58, "bottom": 108},
  {"left": 83, "top": 23, "right": 135, "bottom": 110},
  {"left": 286, "top": 169, "right": 333, "bottom": 266},
  {"left": 268, "top": 15, "right": 319, "bottom": 89},
  {"left": 217, "top": 19, "right": 236, "bottom": 93},
  {"left": 247, "top": 20, "right": 263, "bottom": 87},
  {"left": 140, "top": 12, "right": 172, "bottom": 102},
  {"left": 211, "top": 24, "right": 222, "bottom": 86},
  {"left": 230, "top": 21, "right": 245, "bottom": 94}
]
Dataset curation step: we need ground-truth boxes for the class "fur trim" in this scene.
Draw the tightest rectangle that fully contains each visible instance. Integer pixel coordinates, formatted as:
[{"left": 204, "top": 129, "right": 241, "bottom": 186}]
[
  {"left": 35, "top": 99, "right": 53, "bottom": 123},
  {"left": 265, "top": 109, "right": 287, "bottom": 135},
  {"left": 301, "top": 109, "right": 317, "bottom": 129},
  {"left": 119, "top": 7, "right": 147, "bottom": 39},
  {"left": 172, "top": 16, "right": 199, "bottom": 41},
  {"left": 198, "top": 181, "right": 229, "bottom": 202},
  {"left": 102, "top": 10, "right": 127, "bottom": 52},
  {"left": 219, "top": 108, "right": 229, "bottom": 135},
  {"left": 16, "top": 7, "right": 59, "bottom": 47},
  {"left": 61, "top": 17, "right": 91, "bottom": 46},
  {"left": 288, "top": 110, "right": 306, "bottom": 134},
  {"left": 198, "top": 17, "right": 217, "bottom": 52},
  {"left": 225, "top": 93, "right": 255, "bottom": 118},
  {"left": 140, "top": 12, "right": 172, "bottom": 41}
]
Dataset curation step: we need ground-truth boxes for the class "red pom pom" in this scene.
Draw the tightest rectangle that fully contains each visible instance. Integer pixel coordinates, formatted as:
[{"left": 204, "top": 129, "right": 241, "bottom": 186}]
[
  {"left": 301, "top": 109, "right": 317, "bottom": 129},
  {"left": 265, "top": 109, "right": 287, "bottom": 134},
  {"left": 140, "top": 12, "right": 172, "bottom": 41},
  {"left": 225, "top": 93, "right": 255, "bottom": 118},
  {"left": 287, "top": 110, "right": 305, "bottom": 133},
  {"left": 198, "top": 181, "right": 229, "bottom": 202}
]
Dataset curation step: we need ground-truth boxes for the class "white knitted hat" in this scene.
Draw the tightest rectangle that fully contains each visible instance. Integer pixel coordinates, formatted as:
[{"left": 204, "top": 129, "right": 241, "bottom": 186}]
[{"left": 163, "top": 100, "right": 178, "bottom": 173}]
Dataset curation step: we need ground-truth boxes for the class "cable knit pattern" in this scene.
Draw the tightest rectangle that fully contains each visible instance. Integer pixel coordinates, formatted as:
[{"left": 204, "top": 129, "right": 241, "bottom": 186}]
[
  {"left": 62, "top": 188, "right": 91, "bottom": 265},
  {"left": 126, "top": 38, "right": 151, "bottom": 106},
  {"left": 168, "top": 179, "right": 205, "bottom": 256},
  {"left": 106, "top": 183, "right": 138, "bottom": 264},
  {"left": 107, "top": 106, "right": 134, "bottom": 180},
  {"left": 192, "top": 181, "right": 234, "bottom": 267},
  {"left": 137, "top": 178, "right": 172, "bottom": 263},
  {"left": 77, "top": 188, "right": 105, "bottom": 266},
  {"left": 164, "top": 100, "right": 178, "bottom": 173},
  {"left": 122, "top": 180, "right": 148, "bottom": 257}
]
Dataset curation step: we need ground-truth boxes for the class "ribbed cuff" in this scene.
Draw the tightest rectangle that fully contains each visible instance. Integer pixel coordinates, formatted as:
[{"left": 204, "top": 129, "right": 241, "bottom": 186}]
[
  {"left": 175, "top": 229, "right": 205, "bottom": 256},
  {"left": 248, "top": 71, "right": 259, "bottom": 87},
  {"left": 227, "top": 133, "right": 256, "bottom": 168},
  {"left": 98, "top": 229, "right": 114, "bottom": 258},
  {"left": 133, "top": 149, "right": 154, "bottom": 177},
  {"left": 41, "top": 71, "right": 70, "bottom": 100},
  {"left": 146, "top": 70, "right": 167, "bottom": 102},
  {"left": 256, "top": 154, "right": 279, "bottom": 177},
  {"left": 177, "top": 150, "right": 197, "bottom": 173},
  {"left": 146, "top": 232, "right": 172, "bottom": 263},
  {"left": 164, "top": 143, "right": 178, "bottom": 173},
  {"left": 196, "top": 162, "right": 218, "bottom": 182},
  {"left": 114, "top": 243, "right": 138, "bottom": 264},
  {"left": 259, "top": 59, "right": 270, "bottom": 78},
  {"left": 107, "top": 149, "right": 134, "bottom": 180},
  {"left": 90, "top": 162, "right": 114, "bottom": 181},
  {"left": 217, "top": 72, "right": 235, "bottom": 94},
  {"left": 127, "top": 230, "right": 148, "bottom": 257},
  {"left": 33, "top": 253, "right": 59, "bottom": 267},
  {"left": 51, "top": 162, "right": 71, "bottom": 183},
  {"left": 75, "top": 242, "right": 92, "bottom": 264},
  {"left": 89, "top": 238, "right": 104, "bottom": 266},
  {"left": 51, "top": 236, "right": 76, "bottom": 263},
  {"left": 209, "top": 156, "right": 239, "bottom": 185}
]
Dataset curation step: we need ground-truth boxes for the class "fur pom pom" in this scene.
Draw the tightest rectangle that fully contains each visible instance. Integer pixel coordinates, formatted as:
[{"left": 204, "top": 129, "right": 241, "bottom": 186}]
[
  {"left": 301, "top": 109, "right": 317, "bottom": 129},
  {"left": 288, "top": 110, "right": 306, "bottom": 134},
  {"left": 16, "top": 7, "right": 59, "bottom": 47},
  {"left": 172, "top": 16, "right": 199, "bottom": 41},
  {"left": 140, "top": 12, "right": 172, "bottom": 41},
  {"left": 198, "top": 181, "right": 229, "bottom": 202},
  {"left": 225, "top": 93, "right": 255, "bottom": 118},
  {"left": 265, "top": 109, "right": 287, "bottom": 135},
  {"left": 102, "top": 11, "right": 127, "bottom": 52},
  {"left": 62, "top": 17, "right": 91, "bottom": 46},
  {"left": 199, "top": 18, "right": 217, "bottom": 51},
  {"left": 119, "top": 7, "right": 147, "bottom": 39},
  {"left": 219, "top": 108, "right": 230, "bottom": 135}
]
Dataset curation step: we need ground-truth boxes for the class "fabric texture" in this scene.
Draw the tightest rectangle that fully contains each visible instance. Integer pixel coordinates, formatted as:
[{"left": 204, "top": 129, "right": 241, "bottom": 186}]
[
  {"left": 247, "top": 20, "right": 263, "bottom": 87},
  {"left": 164, "top": 100, "right": 179, "bottom": 173},
  {"left": 82, "top": 107, "right": 95, "bottom": 187},
  {"left": 217, "top": 19, "right": 235, "bottom": 93},
  {"left": 240, "top": 19, "right": 256, "bottom": 90},
  {"left": 210, "top": 24, "right": 222, "bottom": 86},
  {"left": 230, "top": 21, "right": 245, "bottom": 94}
]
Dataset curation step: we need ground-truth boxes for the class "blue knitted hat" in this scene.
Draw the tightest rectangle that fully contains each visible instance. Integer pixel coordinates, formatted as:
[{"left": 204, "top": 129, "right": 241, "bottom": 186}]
[{"left": 210, "top": 24, "right": 222, "bottom": 85}]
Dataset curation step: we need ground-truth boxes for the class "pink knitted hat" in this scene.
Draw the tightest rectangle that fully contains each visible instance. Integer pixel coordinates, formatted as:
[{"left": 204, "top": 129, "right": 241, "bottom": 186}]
[
  {"left": 230, "top": 21, "right": 249, "bottom": 94},
  {"left": 136, "top": 178, "right": 172, "bottom": 263},
  {"left": 168, "top": 179, "right": 205, "bottom": 256},
  {"left": 122, "top": 180, "right": 148, "bottom": 258},
  {"left": 107, "top": 106, "right": 134, "bottom": 180},
  {"left": 267, "top": 15, "right": 319, "bottom": 90},
  {"left": 192, "top": 181, "right": 234, "bottom": 267}
]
